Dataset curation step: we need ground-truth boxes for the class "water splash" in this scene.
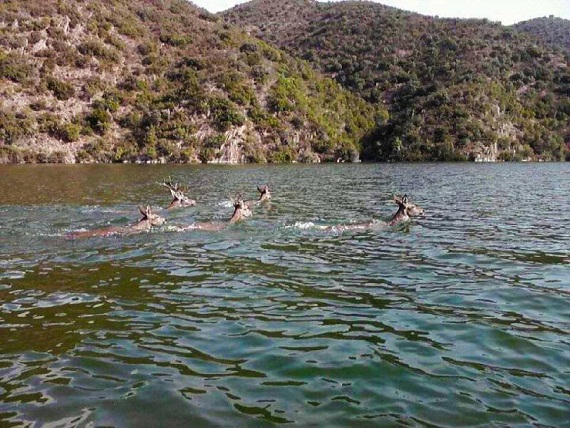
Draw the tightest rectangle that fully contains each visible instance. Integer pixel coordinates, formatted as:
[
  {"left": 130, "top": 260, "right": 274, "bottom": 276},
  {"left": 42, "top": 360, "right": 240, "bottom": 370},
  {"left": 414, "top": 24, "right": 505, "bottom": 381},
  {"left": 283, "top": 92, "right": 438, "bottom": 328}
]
[{"left": 284, "top": 221, "right": 330, "bottom": 230}]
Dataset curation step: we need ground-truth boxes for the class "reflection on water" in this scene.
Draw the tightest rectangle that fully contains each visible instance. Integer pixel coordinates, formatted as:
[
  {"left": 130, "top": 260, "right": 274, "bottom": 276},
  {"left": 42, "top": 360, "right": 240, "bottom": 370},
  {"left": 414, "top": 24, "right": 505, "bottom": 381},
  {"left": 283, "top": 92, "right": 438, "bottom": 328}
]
[{"left": 0, "top": 163, "right": 569, "bottom": 426}]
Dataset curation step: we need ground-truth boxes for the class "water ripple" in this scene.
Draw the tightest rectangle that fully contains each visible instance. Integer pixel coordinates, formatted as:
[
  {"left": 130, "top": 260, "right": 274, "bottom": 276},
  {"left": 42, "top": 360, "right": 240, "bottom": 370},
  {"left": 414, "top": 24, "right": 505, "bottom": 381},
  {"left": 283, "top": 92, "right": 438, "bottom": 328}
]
[{"left": 0, "top": 163, "right": 569, "bottom": 426}]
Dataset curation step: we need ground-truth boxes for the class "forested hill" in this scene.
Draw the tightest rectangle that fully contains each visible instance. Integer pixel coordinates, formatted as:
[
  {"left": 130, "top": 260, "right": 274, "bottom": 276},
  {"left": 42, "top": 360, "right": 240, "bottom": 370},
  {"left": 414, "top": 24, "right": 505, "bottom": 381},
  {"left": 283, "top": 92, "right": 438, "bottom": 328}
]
[
  {"left": 223, "top": 0, "right": 570, "bottom": 161},
  {"left": 512, "top": 16, "right": 570, "bottom": 55},
  {"left": 0, "top": 0, "right": 378, "bottom": 164}
]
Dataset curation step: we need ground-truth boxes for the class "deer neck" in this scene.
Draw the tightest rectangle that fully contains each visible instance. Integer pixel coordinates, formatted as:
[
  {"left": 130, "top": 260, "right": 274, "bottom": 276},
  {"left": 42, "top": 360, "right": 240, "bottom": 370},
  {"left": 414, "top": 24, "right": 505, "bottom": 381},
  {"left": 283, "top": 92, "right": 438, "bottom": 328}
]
[
  {"left": 388, "top": 206, "right": 409, "bottom": 226},
  {"left": 229, "top": 207, "right": 245, "bottom": 224},
  {"left": 166, "top": 199, "right": 181, "bottom": 210}
]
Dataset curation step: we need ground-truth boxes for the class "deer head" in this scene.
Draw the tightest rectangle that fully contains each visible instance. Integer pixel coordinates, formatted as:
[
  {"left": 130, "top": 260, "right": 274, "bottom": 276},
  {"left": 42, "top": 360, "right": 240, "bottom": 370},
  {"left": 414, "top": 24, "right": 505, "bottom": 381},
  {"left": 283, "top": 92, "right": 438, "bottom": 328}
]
[
  {"left": 389, "top": 194, "right": 424, "bottom": 225},
  {"left": 229, "top": 193, "right": 252, "bottom": 223},
  {"left": 395, "top": 194, "right": 424, "bottom": 216},
  {"left": 138, "top": 205, "right": 166, "bottom": 227},
  {"left": 257, "top": 185, "right": 271, "bottom": 202},
  {"left": 162, "top": 178, "right": 196, "bottom": 209}
]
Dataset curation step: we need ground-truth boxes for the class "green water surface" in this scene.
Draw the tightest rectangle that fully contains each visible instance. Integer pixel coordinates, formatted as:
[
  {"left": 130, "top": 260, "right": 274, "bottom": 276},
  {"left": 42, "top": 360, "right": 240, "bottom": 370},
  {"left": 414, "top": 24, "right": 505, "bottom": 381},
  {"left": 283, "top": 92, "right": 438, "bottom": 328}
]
[{"left": 0, "top": 163, "right": 568, "bottom": 426}]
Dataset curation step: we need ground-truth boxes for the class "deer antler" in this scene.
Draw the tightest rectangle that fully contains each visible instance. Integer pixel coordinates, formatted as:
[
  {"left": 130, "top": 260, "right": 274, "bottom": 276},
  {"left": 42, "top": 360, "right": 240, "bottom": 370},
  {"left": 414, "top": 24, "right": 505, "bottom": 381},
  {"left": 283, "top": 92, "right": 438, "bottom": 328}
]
[
  {"left": 160, "top": 177, "right": 174, "bottom": 193},
  {"left": 163, "top": 177, "right": 185, "bottom": 191},
  {"left": 161, "top": 176, "right": 173, "bottom": 188},
  {"left": 162, "top": 177, "right": 190, "bottom": 199}
]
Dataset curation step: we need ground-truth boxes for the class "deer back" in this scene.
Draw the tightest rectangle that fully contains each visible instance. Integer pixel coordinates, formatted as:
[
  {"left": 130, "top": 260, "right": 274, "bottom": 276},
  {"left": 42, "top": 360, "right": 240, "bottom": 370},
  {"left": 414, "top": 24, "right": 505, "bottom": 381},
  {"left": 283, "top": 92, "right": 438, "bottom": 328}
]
[{"left": 67, "top": 206, "right": 165, "bottom": 239}]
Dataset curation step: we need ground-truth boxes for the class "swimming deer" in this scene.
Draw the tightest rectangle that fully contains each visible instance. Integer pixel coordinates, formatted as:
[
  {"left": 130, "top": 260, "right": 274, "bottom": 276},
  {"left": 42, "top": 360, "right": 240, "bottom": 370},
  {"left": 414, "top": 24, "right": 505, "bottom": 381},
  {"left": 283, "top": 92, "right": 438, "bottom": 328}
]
[
  {"left": 186, "top": 194, "right": 252, "bottom": 231},
  {"left": 324, "top": 194, "right": 424, "bottom": 232},
  {"left": 245, "top": 185, "right": 271, "bottom": 209},
  {"left": 388, "top": 194, "right": 424, "bottom": 226},
  {"left": 67, "top": 206, "right": 166, "bottom": 239},
  {"left": 162, "top": 178, "right": 196, "bottom": 210},
  {"left": 256, "top": 185, "right": 271, "bottom": 203}
]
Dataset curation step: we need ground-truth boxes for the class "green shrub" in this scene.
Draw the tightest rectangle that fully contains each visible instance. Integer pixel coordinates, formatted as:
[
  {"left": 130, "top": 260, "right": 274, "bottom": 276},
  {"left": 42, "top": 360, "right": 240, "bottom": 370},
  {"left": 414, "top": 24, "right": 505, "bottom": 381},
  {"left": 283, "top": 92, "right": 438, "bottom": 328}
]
[
  {"left": 55, "top": 122, "right": 82, "bottom": 142},
  {"left": 47, "top": 151, "right": 68, "bottom": 163},
  {"left": 199, "top": 147, "right": 216, "bottom": 163},
  {"left": 208, "top": 97, "right": 245, "bottom": 131},
  {"left": 137, "top": 42, "right": 157, "bottom": 56},
  {"left": 0, "top": 146, "right": 26, "bottom": 163},
  {"left": 198, "top": 134, "right": 226, "bottom": 163},
  {"left": 78, "top": 40, "right": 119, "bottom": 62},
  {"left": 179, "top": 147, "right": 197, "bottom": 163},
  {"left": 219, "top": 72, "right": 256, "bottom": 106},
  {"left": 75, "top": 149, "right": 93, "bottom": 163},
  {"left": 240, "top": 43, "right": 258, "bottom": 53},
  {"left": 118, "top": 21, "right": 143, "bottom": 37},
  {"left": 46, "top": 77, "right": 75, "bottom": 100},
  {"left": 244, "top": 52, "right": 262, "bottom": 67},
  {"left": 160, "top": 33, "right": 192, "bottom": 47},
  {"left": 250, "top": 65, "right": 269, "bottom": 84},
  {"left": 113, "top": 139, "right": 139, "bottom": 162},
  {"left": 0, "top": 53, "right": 32, "bottom": 83},
  {"left": 0, "top": 110, "right": 34, "bottom": 144},
  {"left": 498, "top": 151, "right": 522, "bottom": 162},
  {"left": 204, "top": 133, "right": 226, "bottom": 149},
  {"left": 260, "top": 42, "right": 281, "bottom": 62},
  {"left": 29, "top": 99, "right": 48, "bottom": 111},
  {"left": 248, "top": 105, "right": 281, "bottom": 130},
  {"left": 82, "top": 77, "right": 106, "bottom": 100},
  {"left": 86, "top": 108, "right": 112, "bottom": 134},
  {"left": 268, "top": 76, "right": 306, "bottom": 113},
  {"left": 83, "top": 138, "right": 114, "bottom": 162},
  {"left": 93, "top": 91, "right": 121, "bottom": 113},
  {"left": 243, "top": 141, "right": 267, "bottom": 163},
  {"left": 179, "top": 57, "right": 204, "bottom": 70},
  {"left": 270, "top": 147, "right": 295, "bottom": 163},
  {"left": 104, "top": 34, "right": 126, "bottom": 51}
]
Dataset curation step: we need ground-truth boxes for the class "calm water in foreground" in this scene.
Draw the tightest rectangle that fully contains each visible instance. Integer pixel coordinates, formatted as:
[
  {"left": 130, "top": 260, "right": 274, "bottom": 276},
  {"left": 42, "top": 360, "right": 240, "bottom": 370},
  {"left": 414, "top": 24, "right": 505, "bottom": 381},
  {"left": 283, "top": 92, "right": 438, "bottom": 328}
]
[{"left": 0, "top": 163, "right": 568, "bottom": 427}]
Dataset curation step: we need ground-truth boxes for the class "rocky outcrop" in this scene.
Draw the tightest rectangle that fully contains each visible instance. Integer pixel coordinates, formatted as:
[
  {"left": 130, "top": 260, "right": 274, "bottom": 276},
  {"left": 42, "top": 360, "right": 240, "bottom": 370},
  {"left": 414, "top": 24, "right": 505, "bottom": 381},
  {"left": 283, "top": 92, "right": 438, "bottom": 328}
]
[{"left": 209, "top": 126, "right": 247, "bottom": 164}]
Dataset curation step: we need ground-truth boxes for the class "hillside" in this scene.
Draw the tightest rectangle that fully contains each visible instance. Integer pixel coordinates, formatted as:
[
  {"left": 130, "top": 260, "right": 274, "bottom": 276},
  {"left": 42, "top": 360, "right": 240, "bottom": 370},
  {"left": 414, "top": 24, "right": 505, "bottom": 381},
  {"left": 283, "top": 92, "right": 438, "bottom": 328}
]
[
  {"left": 0, "top": 0, "right": 378, "bottom": 164},
  {"left": 513, "top": 16, "right": 570, "bottom": 54},
  {"left": 223, "top": 0, "right": 570, "bottom": 161}
]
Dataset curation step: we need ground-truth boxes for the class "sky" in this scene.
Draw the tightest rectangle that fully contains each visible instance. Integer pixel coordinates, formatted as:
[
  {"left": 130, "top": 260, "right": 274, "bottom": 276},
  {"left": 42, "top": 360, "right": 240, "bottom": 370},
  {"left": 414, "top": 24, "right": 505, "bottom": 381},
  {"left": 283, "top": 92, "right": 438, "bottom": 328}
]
[{"left": 191, "top": 0, "right": 570, "bottom": 25}]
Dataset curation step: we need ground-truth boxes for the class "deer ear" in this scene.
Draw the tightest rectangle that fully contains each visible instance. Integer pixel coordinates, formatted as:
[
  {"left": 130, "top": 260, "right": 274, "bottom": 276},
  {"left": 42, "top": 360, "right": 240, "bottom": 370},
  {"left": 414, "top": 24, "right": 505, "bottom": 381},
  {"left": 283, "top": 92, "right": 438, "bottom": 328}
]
[
  {"left": 393, "top": 195, "right": 403, "bottom": 205},
  {"left": 139, "top": 206, "right": 147, "bottom": 216}
]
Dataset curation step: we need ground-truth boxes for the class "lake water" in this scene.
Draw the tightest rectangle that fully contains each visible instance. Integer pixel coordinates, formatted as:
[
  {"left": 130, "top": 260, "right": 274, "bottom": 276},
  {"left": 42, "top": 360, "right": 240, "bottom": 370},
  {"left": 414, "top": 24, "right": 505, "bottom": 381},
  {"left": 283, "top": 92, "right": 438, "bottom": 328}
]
[{"left": 0, "top": 163, "right": 568, "bottom": 427}]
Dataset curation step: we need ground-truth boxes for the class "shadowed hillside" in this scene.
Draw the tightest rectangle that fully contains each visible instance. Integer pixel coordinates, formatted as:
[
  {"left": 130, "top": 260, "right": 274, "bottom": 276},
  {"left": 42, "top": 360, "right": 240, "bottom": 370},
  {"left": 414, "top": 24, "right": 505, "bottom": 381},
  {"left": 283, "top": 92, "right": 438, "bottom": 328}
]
[
  {"left": 513, "top": 16, "right": 570, "bottom": 54},
  {"left": 0, "top": 0, "right": 379, "bottom": 163},
  {"left": 223, "top": 0, "right": 570, "bottom": 161}
]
